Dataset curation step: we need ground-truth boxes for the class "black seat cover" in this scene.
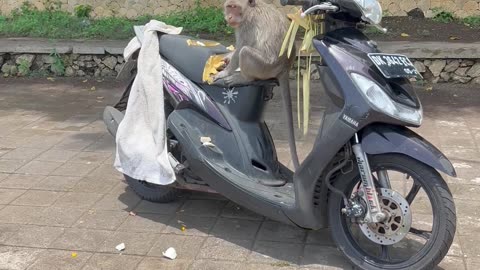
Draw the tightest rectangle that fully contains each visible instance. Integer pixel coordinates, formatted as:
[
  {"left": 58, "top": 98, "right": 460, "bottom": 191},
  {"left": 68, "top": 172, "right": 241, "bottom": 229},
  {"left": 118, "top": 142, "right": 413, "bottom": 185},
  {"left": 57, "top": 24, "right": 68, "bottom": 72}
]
[{"left": 159, "top": 34, "right": 230, "bottom": 84}]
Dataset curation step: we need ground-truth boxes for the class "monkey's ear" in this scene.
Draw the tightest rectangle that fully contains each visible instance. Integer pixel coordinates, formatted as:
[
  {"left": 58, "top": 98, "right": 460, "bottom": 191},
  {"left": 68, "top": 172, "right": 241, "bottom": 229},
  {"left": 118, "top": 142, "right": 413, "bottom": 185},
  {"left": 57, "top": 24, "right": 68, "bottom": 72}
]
[{"left": 248, "top": 0, "right": 256, "bottom": 7}]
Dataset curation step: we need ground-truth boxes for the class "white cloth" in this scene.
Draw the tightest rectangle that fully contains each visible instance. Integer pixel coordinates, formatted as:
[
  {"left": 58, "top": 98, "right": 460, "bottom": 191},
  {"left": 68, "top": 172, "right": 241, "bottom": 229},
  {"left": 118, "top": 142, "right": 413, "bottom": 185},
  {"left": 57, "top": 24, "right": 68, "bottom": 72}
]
[{"left": 114, "top": 20, "right": 183, "bottom": 185}]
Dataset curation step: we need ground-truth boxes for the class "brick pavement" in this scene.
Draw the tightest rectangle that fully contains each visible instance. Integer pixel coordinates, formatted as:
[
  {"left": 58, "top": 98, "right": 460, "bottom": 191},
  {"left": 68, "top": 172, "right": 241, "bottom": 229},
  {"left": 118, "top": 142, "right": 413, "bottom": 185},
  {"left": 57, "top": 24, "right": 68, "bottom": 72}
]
[{"left": 0, "top": 77, "right": 479, "bottom": 269}]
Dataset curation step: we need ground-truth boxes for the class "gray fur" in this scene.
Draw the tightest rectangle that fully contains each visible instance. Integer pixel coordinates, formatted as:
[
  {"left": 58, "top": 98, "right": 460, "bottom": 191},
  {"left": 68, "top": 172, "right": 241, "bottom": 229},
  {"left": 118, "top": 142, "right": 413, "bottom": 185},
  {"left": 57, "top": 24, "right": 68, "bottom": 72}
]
[{"left": 215, "top": 0, "right": 300, "bottom": 171}]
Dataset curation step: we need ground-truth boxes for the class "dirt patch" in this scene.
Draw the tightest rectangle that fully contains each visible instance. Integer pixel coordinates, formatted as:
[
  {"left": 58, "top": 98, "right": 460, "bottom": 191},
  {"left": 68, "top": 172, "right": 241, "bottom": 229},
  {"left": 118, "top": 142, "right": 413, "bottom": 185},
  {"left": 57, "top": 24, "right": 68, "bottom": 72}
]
[{"left": 366, "top": 16, "right": 480, "bottom": 43}]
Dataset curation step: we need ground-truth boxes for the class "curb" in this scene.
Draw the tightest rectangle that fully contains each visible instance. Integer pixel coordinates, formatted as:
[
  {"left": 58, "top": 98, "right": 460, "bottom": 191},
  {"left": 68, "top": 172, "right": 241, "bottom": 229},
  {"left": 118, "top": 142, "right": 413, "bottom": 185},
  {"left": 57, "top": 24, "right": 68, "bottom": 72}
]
[{"left": 1, "top": 38, "right": 480, "bottom": 59}]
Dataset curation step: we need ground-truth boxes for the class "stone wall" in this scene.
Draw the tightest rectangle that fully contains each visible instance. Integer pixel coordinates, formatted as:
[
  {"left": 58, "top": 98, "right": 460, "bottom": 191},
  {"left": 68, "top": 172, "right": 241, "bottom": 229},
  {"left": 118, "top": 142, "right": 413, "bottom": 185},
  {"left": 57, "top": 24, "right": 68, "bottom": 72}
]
[
  {"left": 1, "top": 0, "right": 479, "bottom": 18},
  {"left": 1, "top": 52, "right": 479, "bottom": 84}
]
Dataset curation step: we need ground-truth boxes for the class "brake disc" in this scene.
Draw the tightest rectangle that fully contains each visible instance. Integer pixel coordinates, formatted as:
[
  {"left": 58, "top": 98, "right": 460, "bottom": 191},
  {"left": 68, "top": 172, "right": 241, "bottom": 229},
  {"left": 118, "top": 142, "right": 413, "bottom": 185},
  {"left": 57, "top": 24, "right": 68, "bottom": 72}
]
[{"left": 359, "top": 188, "right": 412, "bottom": 245}]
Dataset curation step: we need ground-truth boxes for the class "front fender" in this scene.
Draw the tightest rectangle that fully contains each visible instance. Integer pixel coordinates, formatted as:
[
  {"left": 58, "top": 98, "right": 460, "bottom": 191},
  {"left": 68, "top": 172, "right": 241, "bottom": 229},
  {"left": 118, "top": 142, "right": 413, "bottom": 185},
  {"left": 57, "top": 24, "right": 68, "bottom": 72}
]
[{"left": 360, "top": 124, "right": 457, "bottom": 177}]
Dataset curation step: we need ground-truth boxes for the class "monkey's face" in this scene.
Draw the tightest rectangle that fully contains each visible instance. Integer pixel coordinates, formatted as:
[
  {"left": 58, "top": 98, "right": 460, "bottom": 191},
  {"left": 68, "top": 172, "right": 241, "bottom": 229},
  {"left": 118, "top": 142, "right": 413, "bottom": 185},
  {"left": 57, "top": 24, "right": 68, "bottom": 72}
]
[
  {"left": 224, "top": 0, "right": 255, "bottom": 28},
  {"left": 224, "top": 3, "right": 243, "bottom": 28}
]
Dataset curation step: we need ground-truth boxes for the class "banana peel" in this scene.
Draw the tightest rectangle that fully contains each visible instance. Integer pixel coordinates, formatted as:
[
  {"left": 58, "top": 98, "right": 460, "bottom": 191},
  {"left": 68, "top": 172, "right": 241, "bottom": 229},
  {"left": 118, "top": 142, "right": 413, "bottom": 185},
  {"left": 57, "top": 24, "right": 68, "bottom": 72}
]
[
  {"left": 202, "top": 54, "right": 227, "bottom": 84},
  {"left": 187, "top": 39, "right": 221, "bottom": 47}
]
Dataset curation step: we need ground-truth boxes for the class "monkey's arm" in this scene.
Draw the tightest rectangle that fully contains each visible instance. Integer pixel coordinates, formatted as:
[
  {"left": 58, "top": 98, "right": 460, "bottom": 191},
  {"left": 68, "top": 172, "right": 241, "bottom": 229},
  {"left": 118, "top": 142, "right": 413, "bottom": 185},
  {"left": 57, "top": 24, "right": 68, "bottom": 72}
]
[{"left": 213, "top": 49, "right": 240, "bottom": 81}]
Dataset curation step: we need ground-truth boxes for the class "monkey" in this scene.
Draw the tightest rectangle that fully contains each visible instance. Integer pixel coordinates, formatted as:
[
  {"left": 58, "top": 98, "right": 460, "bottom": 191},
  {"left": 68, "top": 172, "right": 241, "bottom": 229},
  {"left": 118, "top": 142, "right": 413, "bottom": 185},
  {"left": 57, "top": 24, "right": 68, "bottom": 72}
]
[{"left": 214, "top": 0, "right": 300, "bottom": 184}]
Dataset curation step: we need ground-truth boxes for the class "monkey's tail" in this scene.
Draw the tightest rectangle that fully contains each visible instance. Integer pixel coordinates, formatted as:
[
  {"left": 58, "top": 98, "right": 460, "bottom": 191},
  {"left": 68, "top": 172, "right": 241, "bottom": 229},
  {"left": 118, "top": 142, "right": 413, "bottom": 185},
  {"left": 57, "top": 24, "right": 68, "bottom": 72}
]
[{"left": 279, "top": 71, "right": 300, "bottom": 170}]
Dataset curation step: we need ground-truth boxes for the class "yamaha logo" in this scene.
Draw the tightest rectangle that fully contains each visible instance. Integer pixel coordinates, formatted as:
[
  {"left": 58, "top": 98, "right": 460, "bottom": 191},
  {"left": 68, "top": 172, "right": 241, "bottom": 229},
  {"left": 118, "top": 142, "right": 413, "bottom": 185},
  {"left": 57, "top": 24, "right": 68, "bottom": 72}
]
[{"left": 342, "top": 114, "right": 359, "bottom": 128}]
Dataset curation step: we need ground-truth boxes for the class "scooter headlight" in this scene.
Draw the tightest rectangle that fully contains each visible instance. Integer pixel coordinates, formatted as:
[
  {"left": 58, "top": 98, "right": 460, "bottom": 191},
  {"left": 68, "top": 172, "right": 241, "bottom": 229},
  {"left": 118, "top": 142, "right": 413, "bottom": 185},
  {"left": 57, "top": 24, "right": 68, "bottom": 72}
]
[
  {"left": 351, "top": 73, "right": 423, "bottom": 126},
  {"left": 352, "top": 0, "right": 383, "bottom": 25}
]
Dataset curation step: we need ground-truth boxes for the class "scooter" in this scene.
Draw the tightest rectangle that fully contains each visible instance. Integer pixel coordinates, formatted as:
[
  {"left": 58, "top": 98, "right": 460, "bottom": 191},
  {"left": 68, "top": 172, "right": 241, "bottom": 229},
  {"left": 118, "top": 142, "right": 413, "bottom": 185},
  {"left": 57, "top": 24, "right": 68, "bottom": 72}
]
[{"left": 103, "top": 0, "right": 457, "bottom": 269}]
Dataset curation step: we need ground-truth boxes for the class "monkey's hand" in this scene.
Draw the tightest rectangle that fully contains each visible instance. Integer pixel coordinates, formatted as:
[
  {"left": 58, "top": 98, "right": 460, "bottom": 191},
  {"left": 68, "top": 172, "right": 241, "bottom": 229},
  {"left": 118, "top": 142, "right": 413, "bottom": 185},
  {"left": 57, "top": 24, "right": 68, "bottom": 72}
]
[
  {"left": 223, "top": 51, "right": 234, "bottom": 66},
  {"left": 212, "top": 69, "right": 230, "bottom": 82}
]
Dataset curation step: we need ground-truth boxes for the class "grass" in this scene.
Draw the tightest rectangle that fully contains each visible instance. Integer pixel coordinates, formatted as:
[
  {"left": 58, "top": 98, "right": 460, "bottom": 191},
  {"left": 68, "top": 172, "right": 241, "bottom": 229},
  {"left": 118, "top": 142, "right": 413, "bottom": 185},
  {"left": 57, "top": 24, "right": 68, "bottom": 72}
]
[
  {"left": 431, "top": 8, "right": 480, "bottom": 28},
  {"left": 0, "top": 2, "right": 232, "bottom": 40}
]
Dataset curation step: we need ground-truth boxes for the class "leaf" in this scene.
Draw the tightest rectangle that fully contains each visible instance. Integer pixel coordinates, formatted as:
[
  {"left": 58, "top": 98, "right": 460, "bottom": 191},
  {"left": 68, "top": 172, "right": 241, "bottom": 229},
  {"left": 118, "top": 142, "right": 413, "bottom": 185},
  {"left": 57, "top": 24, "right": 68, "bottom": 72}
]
[
  {"left": 226, "top": 45, "right": 235, "bottom": 51},
  {"left": 82, "top": 79, "right": 88, "bottom": 83},
  {"left": 71, "top": 252, "right": 77, "bottom": 258},
  {"left": 400, "top": 33, "right": 410, "bottom": 37},
  {"left": 449, "top": 36, "right": 460, "bottom": 40},
  {"left": 287, "top": 23, "right": 299, "bottom": 59},
  {"left": 280, "top": 21, "right": 295, "bottom": 57},
  {"left": 47, "top": 77, "right": 55, "bottom": 82},
  {"left": 89, "top": 86, "right": 96, "bottom": 91},
  {"left": 287, "top": 10, "right": 310, "bottom": 30}
]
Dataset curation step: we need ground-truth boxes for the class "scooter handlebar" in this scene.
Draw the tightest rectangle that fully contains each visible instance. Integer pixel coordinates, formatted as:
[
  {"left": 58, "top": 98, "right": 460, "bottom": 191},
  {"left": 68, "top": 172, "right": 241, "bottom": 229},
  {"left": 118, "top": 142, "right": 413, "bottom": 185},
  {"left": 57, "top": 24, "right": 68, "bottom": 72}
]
[{"left": 280, "top": 0, "right": 307, "bottom": 6}]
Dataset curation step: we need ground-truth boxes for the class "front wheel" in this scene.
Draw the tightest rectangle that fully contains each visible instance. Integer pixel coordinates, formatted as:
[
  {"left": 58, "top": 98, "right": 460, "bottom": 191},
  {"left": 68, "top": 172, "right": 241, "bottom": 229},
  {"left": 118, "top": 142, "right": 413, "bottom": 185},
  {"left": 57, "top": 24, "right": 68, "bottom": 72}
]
[{"left": 328, "top": 154, "right": 456, "bottom": 270}]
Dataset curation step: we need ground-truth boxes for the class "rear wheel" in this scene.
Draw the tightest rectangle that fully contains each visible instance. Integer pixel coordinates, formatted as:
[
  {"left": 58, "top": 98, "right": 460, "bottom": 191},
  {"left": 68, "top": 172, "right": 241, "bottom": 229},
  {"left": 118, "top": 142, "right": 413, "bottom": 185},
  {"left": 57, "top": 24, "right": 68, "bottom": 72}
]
[
  {"left": 328, "top": 154, "right": 456, "bottom": 270},
  {"left": 123, "top": 87, "right": 180, "bottom": 203}
]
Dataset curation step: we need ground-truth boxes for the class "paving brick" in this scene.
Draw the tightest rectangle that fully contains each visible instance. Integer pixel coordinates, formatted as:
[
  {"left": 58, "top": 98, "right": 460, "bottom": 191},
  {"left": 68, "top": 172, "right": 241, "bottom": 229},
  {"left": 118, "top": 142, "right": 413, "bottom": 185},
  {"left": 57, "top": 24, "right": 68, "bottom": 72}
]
[
  {"left": 11, "top": 190, "right": 63, "bottom": 206},
  {"left": 148, "top": 234, "right": 205, "bottom": 259},
  {"left": 0, "top": 246, "right": 45, "bottom": 270},
  {"left": 51, "top": 162, "right": 98, "bottom": 177},
  {"left": 248, "top": 241, "right": 303, "bottom": 264},
  {"left": 2, "top": 147, "right": 45, "bottom": 160},
  {"left": 134, "top": 199, "right": 184, "bottom": 215},
  {"left": 74, "top": 210, "right": 128, "bottom": 230},
  {"left": 164, "top": 215, "right": 217, "bottom": 237},
  {"left": 0, "top": 159, "right": 29, "bottom": 173},
  {"left": 16, "top": 160, "right": 63, "bottom": 175},
  {"left": 257, "top": 221, "right": 307, "bottom": 244},
  {"left": 0, "top": 174, "right": 45, "bottom": 189},
  {"left": 220, "top": 201, "right": 265, "bottom": 221},
  {"left": 53, "top": 192, "right": 104, "bottom": 209},
  {"left": 50, "top": 228, "right": 114, "bottom": 251},
  {"left": 0, "top": 147, "right": 14, "bottom": 157},
  {"left": 98, "top": 231, "right": 159, "bottom": 255},
  {"left": 4, "top": 225, "right": 65, "bottom": 248},
  {"left": 53, "top": 133, "right": 101, "bottom": 151},
  {"left": 72, "top": 176, "right": 118, "bottom": 193},
  {"left": 137, "top": 258, "right": 192, "bottom": 270},
  {"left": 198, "top": 237, "right": 253, "bottom": 261},
  {"left": 179, "top": 199, "right": 226, "bottom": 217},
  {"left": 83, "top": 134, "right": 116, "bottom": 152},
  {"left": 436, "top": 256, "right": 466, "bottom": 270},
  {"left": 0, "top": 205, "right": 43, "bottom": 224},
  {"left": 210, "top": 218, "right": 261, "bottom": 240},
  {"left": 300, "top": 245, "right": 352, "bottom": 269},
  {"left": 88, "top": 164, "right": 123, "bottom": 181},
  {"left": 189, "top": 260, "right": 243, "bottom": 270},
  {"left": 0, "top": 223, "right": 21, "bottom": 244},
  {"left": 69, "top": 151, "right": 111, "bottom": 164},
  {"left": 26, "top": 250, "right": 92, "bottom": 270},
  {"left": 92, "top": 191, "right": 141, "bottom": 211},
  {"left": 33, "top": 175, "right": 83, "bottom": 191},
  {"left": 0, "top": 188, "right": 26, "bottom": 204},
  {"left": 82, "top": 254, "right": 142, "bottom": 270},
  {"left": 306, "top": 229, "right": 335, "bottom": 246},
  {"left": 32, "top": 206, "right": 87, "bottom": 227},
  {"left": 118, "top": 213, "right": 172, "bottom": 233},
  {"left": 35, "top": 149, "right": 79, "bottom": 162}
]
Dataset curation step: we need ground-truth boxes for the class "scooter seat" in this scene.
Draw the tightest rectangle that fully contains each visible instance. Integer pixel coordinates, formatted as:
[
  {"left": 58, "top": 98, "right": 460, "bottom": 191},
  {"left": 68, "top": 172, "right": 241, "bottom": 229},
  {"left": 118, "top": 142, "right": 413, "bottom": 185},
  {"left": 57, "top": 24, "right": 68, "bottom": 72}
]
[{"left": 159, "top": 34, "right": 230, "bottom": 84}]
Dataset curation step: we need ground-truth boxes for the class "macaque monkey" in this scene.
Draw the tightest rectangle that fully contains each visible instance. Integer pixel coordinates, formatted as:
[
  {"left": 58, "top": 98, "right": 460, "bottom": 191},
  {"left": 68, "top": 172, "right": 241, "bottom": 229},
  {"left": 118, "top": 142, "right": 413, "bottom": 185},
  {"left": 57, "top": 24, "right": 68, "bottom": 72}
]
[{"left": 214, "top": 0, "right": 300, "bottom": 181}]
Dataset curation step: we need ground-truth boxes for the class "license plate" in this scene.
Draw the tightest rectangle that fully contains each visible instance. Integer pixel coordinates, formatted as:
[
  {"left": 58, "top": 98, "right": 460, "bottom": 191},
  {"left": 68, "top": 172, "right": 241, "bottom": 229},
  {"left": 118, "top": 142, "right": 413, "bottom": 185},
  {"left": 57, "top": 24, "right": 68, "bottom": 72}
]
[{"left": 367, "top": 53, "right": 421, "bottom": 79}]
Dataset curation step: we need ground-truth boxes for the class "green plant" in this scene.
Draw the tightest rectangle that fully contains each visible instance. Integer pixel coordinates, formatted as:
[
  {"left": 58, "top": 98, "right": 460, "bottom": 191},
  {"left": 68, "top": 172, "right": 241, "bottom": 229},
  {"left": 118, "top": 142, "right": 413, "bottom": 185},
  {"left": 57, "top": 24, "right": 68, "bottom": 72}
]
[
  {"left": 431, "top": 8, "right": 455, "bottom": 23},
  {"left": 49, "top": 50, "right": 65, "bottom": 76},
  {"left": 463, "top": 16, "right": 480, "bottom": 28},
  {"left": 0, "top": 3, "right": 232, "bottom": 40},
  {"left": 17, "top": 59, "right": 31, "bottom": 76},
  {"left": 74, "top": 4, "right": 93, "bottom": 18}
]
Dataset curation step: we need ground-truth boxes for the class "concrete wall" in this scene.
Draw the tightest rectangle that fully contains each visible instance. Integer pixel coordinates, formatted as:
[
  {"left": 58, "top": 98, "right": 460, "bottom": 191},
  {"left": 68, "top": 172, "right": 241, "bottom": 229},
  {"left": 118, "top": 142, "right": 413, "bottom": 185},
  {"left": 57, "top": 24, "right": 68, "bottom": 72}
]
[{"left": 1, "top": 0, "right": 479, "bottom": 18}]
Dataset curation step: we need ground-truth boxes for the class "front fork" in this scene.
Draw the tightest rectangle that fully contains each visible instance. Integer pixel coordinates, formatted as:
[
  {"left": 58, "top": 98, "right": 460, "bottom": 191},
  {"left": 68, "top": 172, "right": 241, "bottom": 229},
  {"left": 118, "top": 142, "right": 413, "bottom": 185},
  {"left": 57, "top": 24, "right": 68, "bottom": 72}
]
[{"left": 350, "top": 134, "right": 386, "bottom": 223}]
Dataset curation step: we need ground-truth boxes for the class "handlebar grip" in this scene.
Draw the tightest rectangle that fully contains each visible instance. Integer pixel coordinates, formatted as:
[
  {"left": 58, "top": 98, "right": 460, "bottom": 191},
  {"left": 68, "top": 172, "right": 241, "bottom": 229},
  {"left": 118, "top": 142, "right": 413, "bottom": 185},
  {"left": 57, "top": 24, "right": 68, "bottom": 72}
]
[{"left": 280, "top": 0, "right": 306, "bottom": 6}]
